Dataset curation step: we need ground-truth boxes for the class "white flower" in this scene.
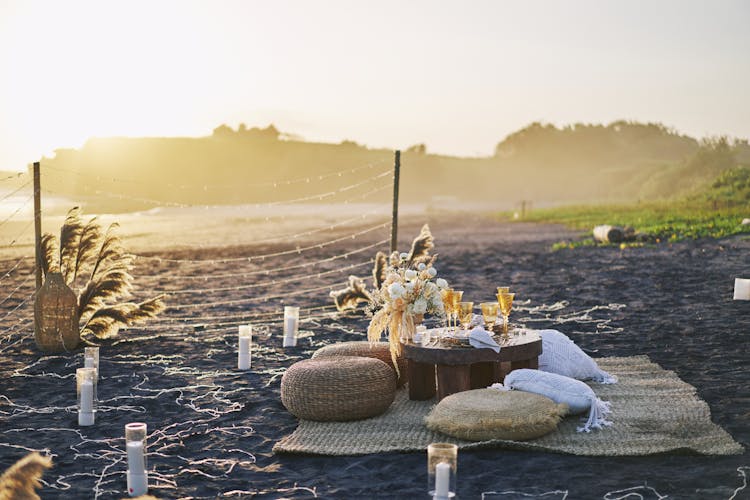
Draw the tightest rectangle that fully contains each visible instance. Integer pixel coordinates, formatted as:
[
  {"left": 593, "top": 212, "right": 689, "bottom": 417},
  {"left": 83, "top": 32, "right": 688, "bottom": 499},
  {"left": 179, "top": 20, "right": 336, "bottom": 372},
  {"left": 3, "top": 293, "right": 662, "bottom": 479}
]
[
  {"left": 412, "top": 298, "right": 428, "bottom": 314},
  {"left": 431, "top": 296, "right": 444, "bottom": 312},
  {"left": 417, "top": 263, "right": 426, "bottom": 271},
  {"left": 388, "top": 282, "right": 406, "bottom": 299},
  {"left": 405, "top": 281, "right": 416, "bottom": 291},
  {"left": 399, "top": 252, "right": 409, "bottom": 261},
  {"left": 427, "top": 267, "right": 437, "bottom": 278},
  {"left": 436, "top": 278, "right": 448, "bottom": 289},
  {"left": 424, "top": 281, "right": 438, "bottom": 297},
  {"left": 404, "top": 269, "right": 417, "bottom": 280}
]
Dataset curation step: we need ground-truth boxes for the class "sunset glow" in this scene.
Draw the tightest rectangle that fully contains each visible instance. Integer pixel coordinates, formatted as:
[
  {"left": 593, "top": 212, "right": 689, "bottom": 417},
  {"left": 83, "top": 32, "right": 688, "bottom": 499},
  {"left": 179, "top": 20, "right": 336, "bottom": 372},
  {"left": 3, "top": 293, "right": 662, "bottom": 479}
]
[{"left": 1, "top": 0, "right": 748, "bottom": 170}]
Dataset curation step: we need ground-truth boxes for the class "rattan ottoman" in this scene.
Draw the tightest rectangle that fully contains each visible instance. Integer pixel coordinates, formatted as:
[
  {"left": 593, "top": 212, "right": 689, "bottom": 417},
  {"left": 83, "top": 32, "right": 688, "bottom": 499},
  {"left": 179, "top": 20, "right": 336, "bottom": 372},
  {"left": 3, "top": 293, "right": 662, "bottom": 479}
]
[
  {"left": 281, "top": 356, "right": 397, "bottom": 422},
  {"left": 312, "top": 341, "right": 408, "bottom": 387}
]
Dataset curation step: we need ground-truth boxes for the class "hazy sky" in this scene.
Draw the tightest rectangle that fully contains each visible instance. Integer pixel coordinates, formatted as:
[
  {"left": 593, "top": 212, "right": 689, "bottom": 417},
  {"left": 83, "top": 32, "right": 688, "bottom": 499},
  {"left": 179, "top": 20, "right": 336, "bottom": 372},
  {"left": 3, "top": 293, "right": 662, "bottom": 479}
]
[{"left": 1, "top": 0, "right": 748, "bottom": 170}]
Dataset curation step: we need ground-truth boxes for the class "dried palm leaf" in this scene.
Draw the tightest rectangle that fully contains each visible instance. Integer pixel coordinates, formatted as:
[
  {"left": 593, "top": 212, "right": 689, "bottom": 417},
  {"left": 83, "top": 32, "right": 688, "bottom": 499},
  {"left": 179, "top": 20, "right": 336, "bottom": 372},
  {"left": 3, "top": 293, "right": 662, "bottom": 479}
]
[
  {"left": 77, "top": 268, "right": 134, "bottom": 320},
  {"left": 406, "top": 224, "right": 434, "bottom": 267},
  {"left": 330, "top": 275, "right": 371, "bottom": 311},
  {"left": 72, "top": 216, "right": 102, "bottom": 283},
  {"left": 89, "top": 223, "right": 131, "bottom": 283},
  {"left": 59, "top": 207, "right": 85, "bottom": 284},
  {"left": 0, "top": 452, "right": 52, "bottom": 500},
  {"left": 372, "top": 251, "right": 388, "bottom": 290},
  {"left": 81, "top": 294, "right": 166, "bottom": 339},
  {"left": 39, "top": 233, "right": 60, "bottom": 278}
]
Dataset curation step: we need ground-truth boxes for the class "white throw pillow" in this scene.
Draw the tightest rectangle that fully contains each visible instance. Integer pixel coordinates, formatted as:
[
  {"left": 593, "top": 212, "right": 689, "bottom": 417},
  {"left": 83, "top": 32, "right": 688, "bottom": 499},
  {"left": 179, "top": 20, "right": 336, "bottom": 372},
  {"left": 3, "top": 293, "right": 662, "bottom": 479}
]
[
  {"left": 538, "top": 329, "right": 617, "bottom": 384},
  {"left": 498, "top": 368, "right": 613, "bottom": 433}
]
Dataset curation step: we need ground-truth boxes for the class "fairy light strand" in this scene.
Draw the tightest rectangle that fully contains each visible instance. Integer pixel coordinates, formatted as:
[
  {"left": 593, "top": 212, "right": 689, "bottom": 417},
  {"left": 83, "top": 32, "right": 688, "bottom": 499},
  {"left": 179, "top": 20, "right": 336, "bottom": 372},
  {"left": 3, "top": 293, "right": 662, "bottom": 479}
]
[
  {"left": 135, "top": 221, "right": 390, "bottom": 264},
  {"left": 40, "top": 157, "right": 387, "bottom": 190}
]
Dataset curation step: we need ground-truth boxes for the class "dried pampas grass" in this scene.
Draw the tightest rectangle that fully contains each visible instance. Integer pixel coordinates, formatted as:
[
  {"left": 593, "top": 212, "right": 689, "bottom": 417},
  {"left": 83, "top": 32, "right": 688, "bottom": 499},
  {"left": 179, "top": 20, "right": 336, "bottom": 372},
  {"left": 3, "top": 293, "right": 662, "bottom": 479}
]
[
  {"left": 0, "top": 452, "right": 52, "bottom": 500},
  {"left": 330, "top": 276, "right": 371, "bottom": 312}
]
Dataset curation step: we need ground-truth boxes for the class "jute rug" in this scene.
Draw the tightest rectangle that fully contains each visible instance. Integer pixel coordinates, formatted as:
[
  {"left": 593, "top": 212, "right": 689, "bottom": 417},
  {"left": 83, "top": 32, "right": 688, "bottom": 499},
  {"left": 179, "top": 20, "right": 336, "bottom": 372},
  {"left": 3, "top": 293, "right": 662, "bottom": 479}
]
[{"left": 273, "top": 356, "right": 743, "bottom": 456}]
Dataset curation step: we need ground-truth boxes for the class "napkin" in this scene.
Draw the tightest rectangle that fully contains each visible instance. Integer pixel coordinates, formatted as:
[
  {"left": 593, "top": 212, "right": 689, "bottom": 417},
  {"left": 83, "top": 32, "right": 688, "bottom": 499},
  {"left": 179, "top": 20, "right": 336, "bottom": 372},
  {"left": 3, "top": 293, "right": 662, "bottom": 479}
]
[{"left": 469, "top": 326, "right": 501, "bottom": 353}]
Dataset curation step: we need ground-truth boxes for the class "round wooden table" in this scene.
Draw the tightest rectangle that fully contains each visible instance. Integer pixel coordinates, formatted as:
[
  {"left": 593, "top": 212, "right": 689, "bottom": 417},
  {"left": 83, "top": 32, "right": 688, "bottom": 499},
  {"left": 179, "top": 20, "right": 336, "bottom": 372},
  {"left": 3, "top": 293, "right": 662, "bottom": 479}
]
[{"left": 401, "top": 330, "right": 542, "bottom": 401}]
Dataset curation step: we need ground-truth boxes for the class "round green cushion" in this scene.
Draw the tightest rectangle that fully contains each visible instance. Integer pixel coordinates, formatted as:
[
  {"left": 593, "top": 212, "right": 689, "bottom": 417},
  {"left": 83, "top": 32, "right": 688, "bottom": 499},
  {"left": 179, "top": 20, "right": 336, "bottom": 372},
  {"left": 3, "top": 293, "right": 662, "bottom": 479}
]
[{"left": 424, "top": 388, "right": 567, "bottom": 441}]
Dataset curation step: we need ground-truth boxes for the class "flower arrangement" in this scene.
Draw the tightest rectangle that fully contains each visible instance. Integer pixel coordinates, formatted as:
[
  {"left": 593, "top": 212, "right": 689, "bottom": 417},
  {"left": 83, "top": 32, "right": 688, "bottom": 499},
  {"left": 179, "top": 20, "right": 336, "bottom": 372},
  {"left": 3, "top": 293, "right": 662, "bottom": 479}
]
[{"left": 367, "top": 250, "right": 449, "bottom": 369}]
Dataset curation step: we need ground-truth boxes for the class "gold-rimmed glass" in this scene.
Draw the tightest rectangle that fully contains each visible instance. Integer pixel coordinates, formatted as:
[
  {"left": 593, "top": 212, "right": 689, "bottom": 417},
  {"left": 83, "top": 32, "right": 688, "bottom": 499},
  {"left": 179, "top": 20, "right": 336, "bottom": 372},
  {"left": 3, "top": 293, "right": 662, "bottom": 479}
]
[
  {"left": 458, "top": 301, "right": 474, "bottom": 331},
  {"left": 498, "top": 292, "right": 515, "bottom": 335},
  {"left": 480, "top": 302, "right": 498, "bottom": 332},
  {"left": 450, "top": 291, "right": 463, "bottom": 333},
  {"left": 496, "top": 286, "right": 510, "bottom": 296}
]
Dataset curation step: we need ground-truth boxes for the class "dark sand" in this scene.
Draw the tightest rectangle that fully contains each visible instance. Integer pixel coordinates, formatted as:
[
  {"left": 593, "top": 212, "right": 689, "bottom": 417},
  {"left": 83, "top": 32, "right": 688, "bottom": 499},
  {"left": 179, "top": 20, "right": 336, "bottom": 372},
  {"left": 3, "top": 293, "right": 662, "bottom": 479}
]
[{"left": 1, "top": 213, "right": 748, "bottom": 499}]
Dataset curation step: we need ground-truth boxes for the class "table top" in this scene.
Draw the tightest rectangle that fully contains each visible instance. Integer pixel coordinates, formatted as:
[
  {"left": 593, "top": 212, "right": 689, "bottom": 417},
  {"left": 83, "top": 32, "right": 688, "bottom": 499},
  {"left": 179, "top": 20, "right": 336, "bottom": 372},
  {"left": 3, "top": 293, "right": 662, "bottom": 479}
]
[{"left": 401, "top": 328, "right": 542, "bottom": 365}]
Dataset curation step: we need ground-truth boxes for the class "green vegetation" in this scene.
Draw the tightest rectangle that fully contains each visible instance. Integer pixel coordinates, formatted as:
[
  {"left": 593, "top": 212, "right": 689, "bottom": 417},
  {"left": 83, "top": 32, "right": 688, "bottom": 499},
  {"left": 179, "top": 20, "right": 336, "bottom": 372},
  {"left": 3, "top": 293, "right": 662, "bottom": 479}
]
[{"left": 519, "top": 166, "right": 750, "bottom": 249}]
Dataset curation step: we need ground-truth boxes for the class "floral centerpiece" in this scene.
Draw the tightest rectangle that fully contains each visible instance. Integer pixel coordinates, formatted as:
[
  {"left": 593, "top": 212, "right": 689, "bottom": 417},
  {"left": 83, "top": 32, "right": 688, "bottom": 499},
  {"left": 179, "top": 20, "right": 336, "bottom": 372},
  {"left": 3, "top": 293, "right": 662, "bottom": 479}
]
[{"left": 367, "top": 251, "right": 449, "bottom": 370}]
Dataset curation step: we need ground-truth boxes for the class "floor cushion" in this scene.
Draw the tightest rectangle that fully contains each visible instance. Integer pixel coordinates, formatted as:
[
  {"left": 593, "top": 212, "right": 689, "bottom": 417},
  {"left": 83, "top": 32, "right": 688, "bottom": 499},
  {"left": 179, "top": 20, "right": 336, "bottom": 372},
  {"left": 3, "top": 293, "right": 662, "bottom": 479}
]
[
  {"left": 502, "top": 368, "right": 613, "bottom": 432},
  {"left": 281, "top": 356, "right": 397, "bottom": 421},
  {"left": 312, "top": 341, "right": 408, "bottom": 387},
  {"left": 538, "top": 329, "right": 617, "bottom": 384},
  {"left": 424, "top": 388, "right": 567, "bottom": 441}
]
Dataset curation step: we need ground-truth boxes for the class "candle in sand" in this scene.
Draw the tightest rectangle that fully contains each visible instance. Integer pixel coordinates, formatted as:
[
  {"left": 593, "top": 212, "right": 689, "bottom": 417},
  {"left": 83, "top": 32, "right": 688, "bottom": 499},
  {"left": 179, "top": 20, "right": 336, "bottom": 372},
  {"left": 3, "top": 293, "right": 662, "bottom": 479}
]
[
  {"left": 734, "top": 278, "right": 750, "bottom": 300},
  {"left": 283, "top": 306, "right": 299, "bottom": 347},
  {"left": 125, "top": 422, "right": 148, "bottom": 497},
  {"left": 77, "top": 367, "right": 96, "bottom": 426},
  {"left": 434, "top": 462, "right": 450, "bottom": 499},
  {"left": 238, "top": 324, "right": 251, "bottom": 370}
]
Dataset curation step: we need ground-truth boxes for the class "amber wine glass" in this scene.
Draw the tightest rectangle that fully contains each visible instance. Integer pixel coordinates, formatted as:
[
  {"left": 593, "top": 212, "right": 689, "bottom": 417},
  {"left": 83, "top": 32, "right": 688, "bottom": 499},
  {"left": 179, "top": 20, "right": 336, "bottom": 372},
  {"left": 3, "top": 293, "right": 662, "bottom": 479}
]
[
  {"left": 498, "top": 292, "right": 515, "bottom": 335},
  {"left": 458, "top": 301, "right": 474, "bottom": 332},
  {"left": 450, "top": 290, "right": 464, "bottom": 333},
  {"left": 440, "top": 288, "right": 454, "bottom": 331},
  {"left": 480, "top": 302, "right": 498, "bottom": 332}
]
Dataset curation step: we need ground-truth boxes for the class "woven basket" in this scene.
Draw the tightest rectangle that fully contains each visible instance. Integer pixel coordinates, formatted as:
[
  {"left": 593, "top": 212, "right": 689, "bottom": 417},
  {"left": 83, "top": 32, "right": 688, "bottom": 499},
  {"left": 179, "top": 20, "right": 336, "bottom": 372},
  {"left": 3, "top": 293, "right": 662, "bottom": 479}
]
[
  {"left": 281, "top": 356, "right": 397, "bottom": 422},
  {"left": 312, "top": 341, "right": 408, "bottom": 387},
  {"left": 425, "top": 388, "right": 567, "bottom": 441}
]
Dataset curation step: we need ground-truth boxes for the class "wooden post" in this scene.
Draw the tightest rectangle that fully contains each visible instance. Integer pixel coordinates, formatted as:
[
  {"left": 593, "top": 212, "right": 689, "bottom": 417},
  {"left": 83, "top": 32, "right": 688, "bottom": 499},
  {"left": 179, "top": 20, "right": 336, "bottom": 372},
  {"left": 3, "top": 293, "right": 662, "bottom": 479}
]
[
  {"left": 33, "top": 161, "right": 42, "bottom": 291},
  {"left": 390, "top": 150, "right": 400, "bottom": 253},
  {"left": 391, "top": 150, "right": 401, "bottom": 253}
]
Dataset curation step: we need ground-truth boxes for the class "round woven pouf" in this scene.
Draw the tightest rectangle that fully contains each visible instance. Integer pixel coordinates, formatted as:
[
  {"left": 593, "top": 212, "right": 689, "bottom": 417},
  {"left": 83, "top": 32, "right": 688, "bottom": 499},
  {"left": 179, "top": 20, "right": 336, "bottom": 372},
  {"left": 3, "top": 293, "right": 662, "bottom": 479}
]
[
  {"left": 281, "top": 356, "right": 397, "bottom": 422},
  {"left": 425, "top": 388, "right": 568, "bottom": 441},
  {"left": 312, "top": 341, "right": 408, "bottom": 387}
]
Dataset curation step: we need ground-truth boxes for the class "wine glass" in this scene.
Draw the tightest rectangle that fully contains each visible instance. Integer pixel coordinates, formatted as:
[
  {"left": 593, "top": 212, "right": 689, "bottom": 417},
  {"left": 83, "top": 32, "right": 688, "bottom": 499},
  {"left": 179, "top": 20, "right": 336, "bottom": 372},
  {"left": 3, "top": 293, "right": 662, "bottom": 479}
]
[
  {"left": 450, "top": 290, "right": 464, "bottom": 333},
  {"left": 496, "top": 286, "right": 510, "bottom": 295},
  {"left": 440, "top": 288, "right": 454, "bottom": 333},
  {"left": 480, "top": 302, "right": 498, "bottom": 333},
  {"left": 498, "top": 292, "right": 515, "bottom": 336},
  {"left": 458, "top": 301, "right": 474, "bottom": 332}
]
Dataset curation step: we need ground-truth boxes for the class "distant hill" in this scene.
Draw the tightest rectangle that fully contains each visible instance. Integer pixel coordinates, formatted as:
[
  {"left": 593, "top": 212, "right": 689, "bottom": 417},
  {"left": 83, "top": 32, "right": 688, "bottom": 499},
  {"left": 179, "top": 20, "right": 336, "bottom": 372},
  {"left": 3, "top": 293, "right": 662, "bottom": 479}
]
[{"left": 33, "top": 121, "right": 750, "bottom": 212}]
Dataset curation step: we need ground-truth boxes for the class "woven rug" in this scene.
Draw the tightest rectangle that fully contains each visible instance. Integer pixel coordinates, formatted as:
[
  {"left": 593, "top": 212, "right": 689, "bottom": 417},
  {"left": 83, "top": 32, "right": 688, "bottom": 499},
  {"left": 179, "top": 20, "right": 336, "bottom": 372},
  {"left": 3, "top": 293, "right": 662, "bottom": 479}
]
[{"left": 273, "top": 356, "right": 743, "bottom": 456}]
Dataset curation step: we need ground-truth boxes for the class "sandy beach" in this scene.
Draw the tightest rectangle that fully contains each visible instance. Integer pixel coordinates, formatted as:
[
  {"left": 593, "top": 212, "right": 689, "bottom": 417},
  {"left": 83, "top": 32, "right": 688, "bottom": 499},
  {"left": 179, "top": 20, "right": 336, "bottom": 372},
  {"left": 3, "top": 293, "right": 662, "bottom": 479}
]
[{"left": 0, "top": 212, "right": 748, "bottom": 499}]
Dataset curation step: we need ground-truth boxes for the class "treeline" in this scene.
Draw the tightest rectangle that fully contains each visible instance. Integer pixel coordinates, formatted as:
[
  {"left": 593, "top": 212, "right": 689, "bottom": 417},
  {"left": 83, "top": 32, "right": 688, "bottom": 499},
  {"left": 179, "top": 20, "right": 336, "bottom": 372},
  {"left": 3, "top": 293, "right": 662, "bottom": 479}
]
[{"left": 32, "top": 121, "right": 750, "bottom": 212}]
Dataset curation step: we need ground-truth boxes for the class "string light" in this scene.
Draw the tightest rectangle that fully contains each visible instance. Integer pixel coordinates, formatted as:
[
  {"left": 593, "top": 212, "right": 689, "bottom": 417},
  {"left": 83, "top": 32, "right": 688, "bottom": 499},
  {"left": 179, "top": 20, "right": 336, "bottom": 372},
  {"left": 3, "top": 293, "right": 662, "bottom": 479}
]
[
  {"left": 135, "top": 221, "right": 390, "bottom": 264},
  {"left": 0, "top": 172, "right": 25, "bottom": 183},
  {"left": 0, "top": 270, "right": 35, "bottom": 307},
  {"left": 0, "top": 194, "right": 34, "bottom": 228},
  {"left": 40, "top": 157, "right": 387, "bottom": 190},
  {"left": 135, "top": 238, "right": 389, "bottom": 280},
  {"left": 146, "top": 258, "right": 373, "bottom": 295},
  {"left": 0, "top": 179, "right": 32, "bottom": 202}
]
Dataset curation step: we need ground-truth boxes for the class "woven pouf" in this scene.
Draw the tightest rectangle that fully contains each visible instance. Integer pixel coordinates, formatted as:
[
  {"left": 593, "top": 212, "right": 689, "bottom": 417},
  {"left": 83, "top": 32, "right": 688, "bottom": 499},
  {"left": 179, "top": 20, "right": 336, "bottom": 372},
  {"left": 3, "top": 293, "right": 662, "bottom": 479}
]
[
  {"left": 281, "top": 356, "right": 397, "bottom": 422},
  {"left": 425, "top": 388, "right": 568, "bottom": 441},
  {"left": 312, "top": 341, "right": 408, "bottom": 387}
]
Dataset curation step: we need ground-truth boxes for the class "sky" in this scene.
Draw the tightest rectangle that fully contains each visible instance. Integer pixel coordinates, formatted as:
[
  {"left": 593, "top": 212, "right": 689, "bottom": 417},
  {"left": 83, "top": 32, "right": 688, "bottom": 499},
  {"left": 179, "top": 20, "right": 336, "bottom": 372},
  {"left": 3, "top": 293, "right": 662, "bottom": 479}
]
[{"left": 1, "top": 0, "right": 749, "bottom": 170}]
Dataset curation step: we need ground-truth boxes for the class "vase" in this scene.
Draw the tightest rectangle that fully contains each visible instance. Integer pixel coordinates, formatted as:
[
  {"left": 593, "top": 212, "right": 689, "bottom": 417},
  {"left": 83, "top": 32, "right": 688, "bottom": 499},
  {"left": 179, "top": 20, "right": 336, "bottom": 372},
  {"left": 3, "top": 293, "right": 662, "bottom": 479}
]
[
  {"left": 34, "top": 272, "right": 80, "bottom": 353},
  {"left": 399, "top": 313, "right": 424, "bottom": 344}
]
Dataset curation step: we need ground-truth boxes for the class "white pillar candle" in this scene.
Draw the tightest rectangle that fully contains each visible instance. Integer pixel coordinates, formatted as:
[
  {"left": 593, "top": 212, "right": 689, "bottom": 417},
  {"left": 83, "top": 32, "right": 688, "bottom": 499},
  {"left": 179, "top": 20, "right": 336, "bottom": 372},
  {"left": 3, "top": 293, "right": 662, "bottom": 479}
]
[
  {"left": 283, "top": 306, "right": 299, "bottom": 347},
  {"left": 734, "top": 278, "right": 750, "bottom": 301},
  {"left": 84, "top": 346, "right": 99, "bottom": 378},
  {"left": 84, "top": 356, "right": 95, "bottom": 369},
  {"left": 125, "top": 422, "right": 148, "bottom": 497},
  {"left": 238, "top": 324, "right": 251, "bottom": 370},
  {"left": 126, "top": 441, "right": 146, "bottom": 474},
  {"left": 434, "top": 462, "right": 450, "bottom": 498},
  {"left": 77, "top": 367, "right": 96, "bottom": 426}
]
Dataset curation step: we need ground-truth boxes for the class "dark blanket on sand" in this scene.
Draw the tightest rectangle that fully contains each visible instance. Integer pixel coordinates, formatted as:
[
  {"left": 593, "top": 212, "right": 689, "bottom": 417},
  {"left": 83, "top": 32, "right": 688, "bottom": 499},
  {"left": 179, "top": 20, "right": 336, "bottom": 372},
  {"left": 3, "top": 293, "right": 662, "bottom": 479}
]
[{"left": 0, "top": 216, "right": 749, "bottom": 499}]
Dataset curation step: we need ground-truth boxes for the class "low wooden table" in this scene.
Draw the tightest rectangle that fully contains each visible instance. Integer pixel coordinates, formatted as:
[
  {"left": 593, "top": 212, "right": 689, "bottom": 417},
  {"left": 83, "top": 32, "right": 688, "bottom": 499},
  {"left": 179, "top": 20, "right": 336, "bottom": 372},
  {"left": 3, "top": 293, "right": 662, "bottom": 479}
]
[{"left": 401, "top": 330, "right": 542, "bottom": 401}]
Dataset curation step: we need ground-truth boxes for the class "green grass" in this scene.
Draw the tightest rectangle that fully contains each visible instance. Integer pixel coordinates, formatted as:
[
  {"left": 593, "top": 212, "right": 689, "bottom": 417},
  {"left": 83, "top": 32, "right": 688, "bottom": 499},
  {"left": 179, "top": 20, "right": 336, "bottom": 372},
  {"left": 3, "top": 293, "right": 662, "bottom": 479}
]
[{"left": 509, "top": 166, "right": 750, "bottom": 249}]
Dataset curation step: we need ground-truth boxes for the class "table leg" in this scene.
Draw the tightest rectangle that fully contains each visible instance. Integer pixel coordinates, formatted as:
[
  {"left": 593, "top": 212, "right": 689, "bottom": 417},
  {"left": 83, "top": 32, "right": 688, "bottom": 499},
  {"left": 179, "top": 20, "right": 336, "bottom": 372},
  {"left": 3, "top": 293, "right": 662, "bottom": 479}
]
[
  {"left": 470, "top": 362, "right": 496, "bottom": 389},
  {"left": 436, "top": 364, "right": 471, "bottom": 400},
  {"left": 408, "top": 359, "right": 436, "bottom": 401}
]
